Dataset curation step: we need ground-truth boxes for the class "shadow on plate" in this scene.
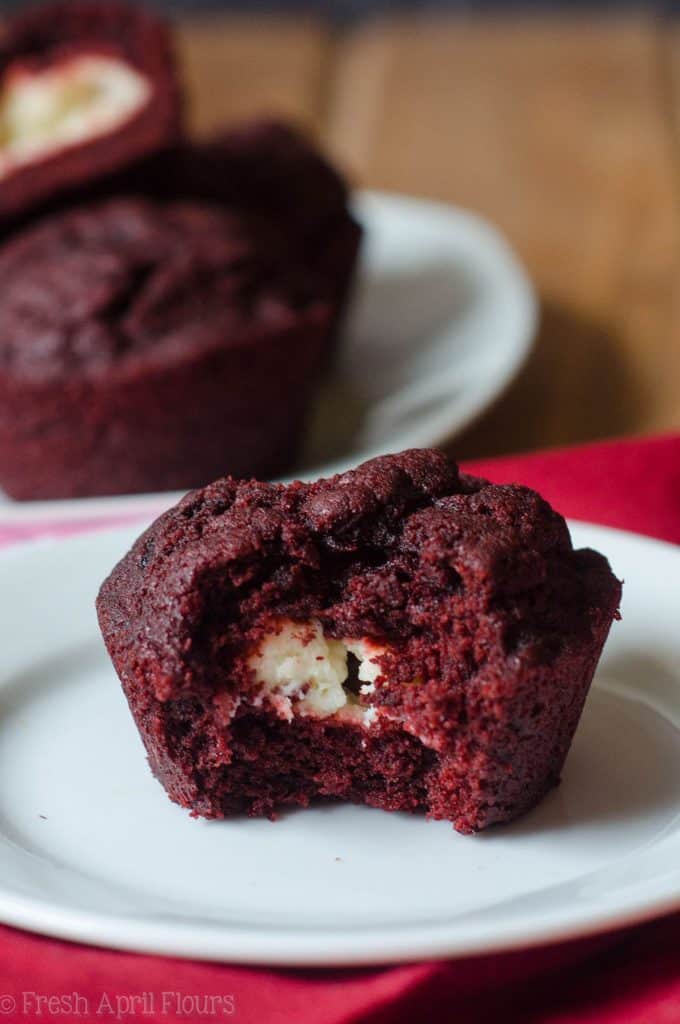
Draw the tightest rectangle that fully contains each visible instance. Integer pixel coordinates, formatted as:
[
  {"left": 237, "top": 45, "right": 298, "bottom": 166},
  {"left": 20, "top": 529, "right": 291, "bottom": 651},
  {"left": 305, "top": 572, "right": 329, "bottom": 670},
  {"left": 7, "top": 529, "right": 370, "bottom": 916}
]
[
  {"left": 452, "top": 299, "right": 645, "bottom": 460},
  {"left": 301, "top": 258, "right": 481, "bottom": 466},
  {"left": 479, "top": 680, "right": 680, "bottom": 841}
]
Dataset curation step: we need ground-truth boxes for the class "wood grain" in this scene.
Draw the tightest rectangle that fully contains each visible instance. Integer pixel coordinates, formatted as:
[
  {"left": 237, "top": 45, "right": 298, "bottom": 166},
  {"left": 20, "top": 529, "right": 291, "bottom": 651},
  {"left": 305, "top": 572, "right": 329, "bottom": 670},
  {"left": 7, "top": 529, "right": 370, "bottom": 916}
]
[
  {"left": 664, "top": 18, "right": 680, "bottom": 424},
  {"left": 326, "top": 15, "right": 680, "bottom": 456},
  {"left": 176, "top": 15, "right": 680, "bottom": 458},
  {"left": 177, "top": 16, "right": 331, "bottom": 137}
]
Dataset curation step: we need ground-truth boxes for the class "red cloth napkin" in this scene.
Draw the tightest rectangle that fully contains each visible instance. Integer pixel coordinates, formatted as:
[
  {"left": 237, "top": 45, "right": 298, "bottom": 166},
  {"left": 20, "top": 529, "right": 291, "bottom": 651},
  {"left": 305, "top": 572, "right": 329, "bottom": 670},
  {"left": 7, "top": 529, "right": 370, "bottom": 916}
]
[{"left": 0, "top": 433, "right": 679, "bottom": 1023}]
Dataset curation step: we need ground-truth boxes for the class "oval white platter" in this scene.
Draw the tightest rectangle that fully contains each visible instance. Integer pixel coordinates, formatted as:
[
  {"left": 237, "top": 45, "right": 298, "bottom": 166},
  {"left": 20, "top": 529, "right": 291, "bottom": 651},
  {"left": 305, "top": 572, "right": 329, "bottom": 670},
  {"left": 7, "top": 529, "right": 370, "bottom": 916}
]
[
  {"left": 0, "top": 189, "right": 536, "bottom": 520},
  {"left": 0, "top": 520, "right": 678, "bottom": 965}
]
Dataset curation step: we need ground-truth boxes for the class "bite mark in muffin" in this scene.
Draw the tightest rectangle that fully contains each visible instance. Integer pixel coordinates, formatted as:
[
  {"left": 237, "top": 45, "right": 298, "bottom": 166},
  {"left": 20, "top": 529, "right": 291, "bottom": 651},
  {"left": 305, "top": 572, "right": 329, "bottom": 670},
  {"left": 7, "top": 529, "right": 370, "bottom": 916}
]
[{"left": 97, "top": 449, "right": 622, "bottom": 833}]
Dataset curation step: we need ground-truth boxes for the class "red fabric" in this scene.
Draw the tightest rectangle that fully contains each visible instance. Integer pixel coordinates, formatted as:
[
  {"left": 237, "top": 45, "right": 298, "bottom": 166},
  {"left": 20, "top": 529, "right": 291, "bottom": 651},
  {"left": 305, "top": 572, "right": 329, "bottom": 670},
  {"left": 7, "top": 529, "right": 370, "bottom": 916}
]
[
  {"left": 0, "top": 433, "right": 679, "bottom": 1023},
  {"left": 465, "top": 433, "right": 680, "bottom": 547}
]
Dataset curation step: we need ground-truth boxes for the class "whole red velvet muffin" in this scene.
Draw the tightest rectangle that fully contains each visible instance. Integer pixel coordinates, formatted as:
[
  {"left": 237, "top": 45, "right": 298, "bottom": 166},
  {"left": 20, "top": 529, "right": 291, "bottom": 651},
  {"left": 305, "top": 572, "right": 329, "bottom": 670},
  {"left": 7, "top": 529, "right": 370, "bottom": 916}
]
[
  {"left": 0, "top": 196, "right": 333, "bottom": 499},
  {"left": 0, "top": 0, "right": 181, "bottom": 227},
  {"left": 97, "top": 450, "right": 622, "bottom": 833}
]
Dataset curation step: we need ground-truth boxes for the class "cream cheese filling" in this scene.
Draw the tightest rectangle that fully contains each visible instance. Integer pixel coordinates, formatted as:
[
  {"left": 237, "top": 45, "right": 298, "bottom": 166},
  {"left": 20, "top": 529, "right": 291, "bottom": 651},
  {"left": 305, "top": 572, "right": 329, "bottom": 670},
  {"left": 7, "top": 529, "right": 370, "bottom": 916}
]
[
  {"left": 0, "top": 55, "right": 150, "bottom": 178},
  {"left": 247, "top": 619, "right": 385, "bottom": 726}
]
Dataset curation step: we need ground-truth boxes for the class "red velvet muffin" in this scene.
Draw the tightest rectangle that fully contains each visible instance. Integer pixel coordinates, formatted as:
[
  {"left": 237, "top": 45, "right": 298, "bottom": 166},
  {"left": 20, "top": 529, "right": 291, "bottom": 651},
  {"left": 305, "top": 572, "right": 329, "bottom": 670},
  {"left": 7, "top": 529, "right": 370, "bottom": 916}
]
[
  {"left": 162, "top": 122, "right": 362, "bottom": 333},
  {"left": 0, "top": 1, "right": 181, "bottom": 227},
  {"left": 97, "top": 450, "right": 622, "bottom": 833},
  {"left": 98, "top": 120, "right": 362, "bottom": 346},
  {"left": 0, "top": 196, "right": 333, "bottom": 499}
]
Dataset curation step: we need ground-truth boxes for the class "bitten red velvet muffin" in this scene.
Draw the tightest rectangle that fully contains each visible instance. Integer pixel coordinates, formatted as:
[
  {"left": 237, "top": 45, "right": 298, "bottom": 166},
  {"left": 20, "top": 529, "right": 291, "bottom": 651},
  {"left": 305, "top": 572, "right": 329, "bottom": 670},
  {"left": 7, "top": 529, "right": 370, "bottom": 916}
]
[
  {"left": 0, "top": 1, "right": 181, "bottom": 227},
  {"left": 97, "top": 450, "right": 622, "bottom": 833},
  {"left": 0, "top": 196, "right": 333, "bottom": 499}
]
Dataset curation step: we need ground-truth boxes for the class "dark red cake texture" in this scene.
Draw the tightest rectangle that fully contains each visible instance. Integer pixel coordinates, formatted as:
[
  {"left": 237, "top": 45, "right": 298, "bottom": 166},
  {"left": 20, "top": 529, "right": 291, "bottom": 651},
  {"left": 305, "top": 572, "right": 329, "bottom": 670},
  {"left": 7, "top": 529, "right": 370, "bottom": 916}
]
[
  {"left": 97, "top": 450, "right": 622, "bottom": 834},
  {"left": 0, "top": 123, "right": 361, "bottom": 499},
  {"left": 165, "top": 122, "right": 362, "bottom": 321},
  {"left": 0, "top": 197, "right": 333, "bottom": 499},
  {"left": 100, "top": 120, "right": 363, "bottom": 345},
  {"left": 0, "top": 1, "right": 181, "bottom": 226},
  {"left": 0, "top": 4, "right": 361, "bottom": 500}
]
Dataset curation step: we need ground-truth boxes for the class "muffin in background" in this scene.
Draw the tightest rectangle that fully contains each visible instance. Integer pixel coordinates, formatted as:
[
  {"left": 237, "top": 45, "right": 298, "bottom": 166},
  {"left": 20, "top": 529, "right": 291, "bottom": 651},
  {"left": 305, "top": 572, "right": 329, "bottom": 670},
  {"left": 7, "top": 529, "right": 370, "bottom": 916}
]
[
  {"left": 160, "top": 122, "right": 362, "bottom": 345},
  {"left": 0, "top": 1, "right": 182, "bottom": 228},
  {"left": 0, "top": 197, "right": 334, "bottom": 499},
  {"left": 66, "top": 119, "right": 363, "bottom": 351},
  {"left": 0, "top": 1, "right": 363, "bottom": 500}
]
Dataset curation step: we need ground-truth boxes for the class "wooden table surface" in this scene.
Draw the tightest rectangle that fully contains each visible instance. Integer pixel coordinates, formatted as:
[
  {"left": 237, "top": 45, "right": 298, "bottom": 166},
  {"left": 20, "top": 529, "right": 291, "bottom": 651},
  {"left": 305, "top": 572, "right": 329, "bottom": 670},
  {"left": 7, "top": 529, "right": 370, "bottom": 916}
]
[{"left": 179, "top": 13, "right": 680, "bottom": 460}]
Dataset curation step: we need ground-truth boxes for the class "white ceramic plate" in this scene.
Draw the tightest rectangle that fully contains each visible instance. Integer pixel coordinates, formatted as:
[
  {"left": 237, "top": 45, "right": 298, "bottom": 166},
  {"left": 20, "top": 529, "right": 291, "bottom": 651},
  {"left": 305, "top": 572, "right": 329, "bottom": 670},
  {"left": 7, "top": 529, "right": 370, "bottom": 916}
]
[
  {"left": 0, "top": 520, "right": 678, "bottom": 965},
  {"left": 0, "top": 189, "right": 536, "bottom": 521}
]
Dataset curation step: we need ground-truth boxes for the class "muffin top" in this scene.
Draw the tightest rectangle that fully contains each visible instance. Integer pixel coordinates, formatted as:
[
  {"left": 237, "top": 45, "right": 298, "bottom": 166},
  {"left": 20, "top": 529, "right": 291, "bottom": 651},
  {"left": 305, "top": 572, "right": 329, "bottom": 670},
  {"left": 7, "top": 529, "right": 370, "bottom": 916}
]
[
  {"left": 161, "top": 120, "right": 352, "bottom": 240},
  {"left": 97, "top": 449, "right": 621, "bottom": 701},
  {"left": 0, "top": 196, "right": 329, "bottom": 382}
]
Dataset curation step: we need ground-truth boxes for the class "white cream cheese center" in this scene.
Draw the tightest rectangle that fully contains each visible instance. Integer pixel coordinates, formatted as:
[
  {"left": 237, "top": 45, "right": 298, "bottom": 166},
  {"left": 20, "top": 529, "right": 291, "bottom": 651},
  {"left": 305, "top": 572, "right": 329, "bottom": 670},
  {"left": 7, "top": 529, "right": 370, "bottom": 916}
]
[
  {"left": 0, "top": 55, "right": 150, "bottom": 177},
  {"left": 247, "top": 619, "right": 385, "bottom": 725}
]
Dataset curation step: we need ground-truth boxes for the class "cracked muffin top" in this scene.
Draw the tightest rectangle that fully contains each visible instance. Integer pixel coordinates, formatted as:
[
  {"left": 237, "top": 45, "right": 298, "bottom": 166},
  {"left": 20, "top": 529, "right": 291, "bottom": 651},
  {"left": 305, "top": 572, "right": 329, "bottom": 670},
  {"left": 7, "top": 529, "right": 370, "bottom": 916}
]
[
  {"left": 98, "top": 449, "right": 621, "bottom": 705},
  {"left": 0, "top": 196, "right": 330, "bottom": 382}
]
